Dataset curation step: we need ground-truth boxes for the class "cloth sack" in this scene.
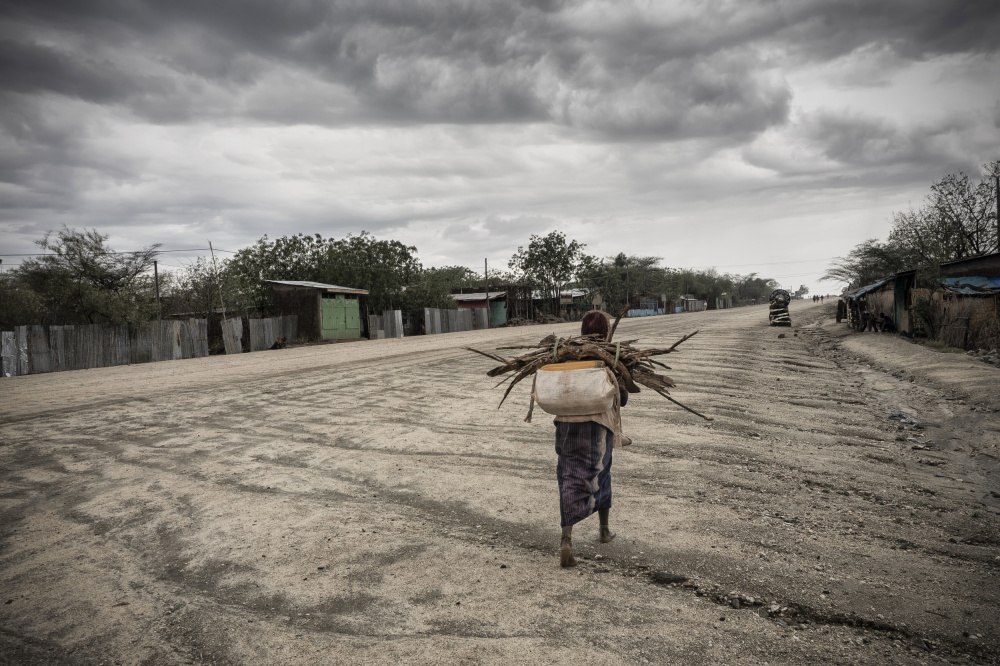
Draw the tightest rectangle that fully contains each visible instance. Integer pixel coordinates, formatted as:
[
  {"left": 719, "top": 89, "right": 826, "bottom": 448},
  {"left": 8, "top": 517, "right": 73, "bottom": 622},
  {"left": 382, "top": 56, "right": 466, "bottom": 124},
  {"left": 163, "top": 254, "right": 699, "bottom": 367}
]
[{"left": 531, "top": 360, "right": 617, "bottom": 417}]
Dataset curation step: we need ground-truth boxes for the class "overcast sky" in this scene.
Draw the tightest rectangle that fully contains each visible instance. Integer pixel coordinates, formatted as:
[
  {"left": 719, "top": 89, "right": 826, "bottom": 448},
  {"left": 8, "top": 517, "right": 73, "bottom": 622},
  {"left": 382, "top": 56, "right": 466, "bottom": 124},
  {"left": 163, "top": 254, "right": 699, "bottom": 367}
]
[{"left": 1, "top": 0, "right": 998, "bottom": 293}]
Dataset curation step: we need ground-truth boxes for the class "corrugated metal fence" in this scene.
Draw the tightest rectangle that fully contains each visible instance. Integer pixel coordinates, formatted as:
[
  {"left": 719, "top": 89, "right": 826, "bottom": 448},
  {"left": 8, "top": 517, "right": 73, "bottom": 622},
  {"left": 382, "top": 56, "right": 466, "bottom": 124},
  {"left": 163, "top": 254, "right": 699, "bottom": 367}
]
[
  {"left": 222, "top": 315, "right": 299, "bottom": 354},
  {"left": 2, "top": 315, "right": 299, "bottom": 377},
  {"left": 131, "top": 320, "right": 209, "bottom": 363},
  {"left": 424, "top": 308, "right": 487, "bottom": 334},
  {"left": 2, "top": 320, "right": 204, "bottom": 377},
  {"left": 627, "top": 308, "right": 667, "bottom": 317},
  {"left": 248, "top": 315, "right": 298, "bottom": 352},
  {"left": 367, "top": 310, "right": 404, "bottom": 339}
]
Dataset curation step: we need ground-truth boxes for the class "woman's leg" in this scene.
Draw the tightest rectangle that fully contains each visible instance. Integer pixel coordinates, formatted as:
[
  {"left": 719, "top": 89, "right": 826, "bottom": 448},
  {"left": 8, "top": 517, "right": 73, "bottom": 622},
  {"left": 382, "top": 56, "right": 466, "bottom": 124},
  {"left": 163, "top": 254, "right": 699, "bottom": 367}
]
[
  {"left": 598, "top": 508, "right": 615, "bottom": 543},
  {"left": 560, "top": 526, "right": 576, "bottom": 568},
  {"left": 594, "top": 427, "right": 615, "bottom": 543}
]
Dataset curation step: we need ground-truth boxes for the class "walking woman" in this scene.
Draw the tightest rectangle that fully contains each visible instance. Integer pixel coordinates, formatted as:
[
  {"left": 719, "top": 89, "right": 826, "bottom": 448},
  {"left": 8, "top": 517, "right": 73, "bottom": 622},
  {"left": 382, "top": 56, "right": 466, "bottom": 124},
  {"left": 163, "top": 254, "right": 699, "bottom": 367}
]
[{"left": 554, "top": 311, "right": 629, "bottom": 568}]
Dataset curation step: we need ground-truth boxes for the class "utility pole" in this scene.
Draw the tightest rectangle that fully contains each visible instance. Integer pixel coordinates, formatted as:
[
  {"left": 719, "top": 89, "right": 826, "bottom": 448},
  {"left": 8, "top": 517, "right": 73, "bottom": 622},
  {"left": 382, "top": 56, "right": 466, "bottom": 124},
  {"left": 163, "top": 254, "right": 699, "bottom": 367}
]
[
  {"left": 153, "top": 260, "right": 161, "bottom": 320},
  {"left": 484, "top": 258, "right": 490, "bottom": 329},
  {"left": 994, "top": 172, "right": 999, "bottom": 254},
  {"left": 209, "top": 241, "right": 228, "bottom": 320}
]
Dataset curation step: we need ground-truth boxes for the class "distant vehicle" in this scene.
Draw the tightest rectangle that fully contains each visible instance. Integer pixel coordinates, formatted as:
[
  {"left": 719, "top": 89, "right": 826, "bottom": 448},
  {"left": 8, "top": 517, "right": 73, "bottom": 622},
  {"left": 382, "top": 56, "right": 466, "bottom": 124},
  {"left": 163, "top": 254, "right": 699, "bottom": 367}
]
[{"left": 768, "top": 289, "right": 791, "bottom": 327}]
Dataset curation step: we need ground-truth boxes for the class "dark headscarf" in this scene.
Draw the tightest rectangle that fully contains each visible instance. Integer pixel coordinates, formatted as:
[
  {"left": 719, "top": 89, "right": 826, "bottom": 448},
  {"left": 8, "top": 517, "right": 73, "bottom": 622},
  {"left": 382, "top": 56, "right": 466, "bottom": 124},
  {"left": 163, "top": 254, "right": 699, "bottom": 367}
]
[{"left": 581, "top": 311, "right": 609, "bottom": 338}]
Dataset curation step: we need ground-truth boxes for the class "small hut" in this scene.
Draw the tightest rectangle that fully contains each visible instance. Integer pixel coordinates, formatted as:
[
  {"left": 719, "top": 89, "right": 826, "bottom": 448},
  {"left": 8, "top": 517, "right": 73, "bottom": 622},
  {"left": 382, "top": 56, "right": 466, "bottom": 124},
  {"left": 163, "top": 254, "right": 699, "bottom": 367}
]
[
  {"left": 267, "top": 280, "right": 369, "bottom": 341},
  {"left": 452, "top": 291, "right": 508, "bottom": 327},
  {"left": 940, "top": 252, "right": 1000, "bottom": 279}
]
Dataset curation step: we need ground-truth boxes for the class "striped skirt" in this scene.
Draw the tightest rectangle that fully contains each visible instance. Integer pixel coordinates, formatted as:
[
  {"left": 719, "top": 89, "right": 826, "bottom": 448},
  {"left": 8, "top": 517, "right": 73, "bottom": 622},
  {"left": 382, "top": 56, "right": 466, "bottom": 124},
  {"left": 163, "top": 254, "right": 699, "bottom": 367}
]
[{"left": 555, "top": 421, "right": 614, "bottom": 528}]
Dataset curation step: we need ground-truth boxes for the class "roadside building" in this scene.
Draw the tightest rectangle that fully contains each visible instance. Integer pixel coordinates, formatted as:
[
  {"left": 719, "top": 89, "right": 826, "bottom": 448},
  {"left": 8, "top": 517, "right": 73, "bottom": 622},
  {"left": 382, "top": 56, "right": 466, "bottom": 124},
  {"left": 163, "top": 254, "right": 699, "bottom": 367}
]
[
  {"left": 712, "top": 293, "right": 733, "bottom": 310},
  {"left": 844, "top": 255, "right": 1000, "bottom": 342},
  {"left": 845, "top": 277, "right": 896, "bottom": 331},
  {"left": 451, "top": 291, "right": 508, "bottom": 327},
  {"left": 935, "top": 253, "right": 1000, "bottom": 348},
  {"left": 939, "top": 252, "right": 1000, "bottom": 280},
  {"left": 680, "top": 294, "right": 707, "bottom": 312},
  {"left": 557, "top": 288, "right": 590, "bottom": 320},
  {"left": 266, "top": 280, "right": 369, "bottom": 341}
]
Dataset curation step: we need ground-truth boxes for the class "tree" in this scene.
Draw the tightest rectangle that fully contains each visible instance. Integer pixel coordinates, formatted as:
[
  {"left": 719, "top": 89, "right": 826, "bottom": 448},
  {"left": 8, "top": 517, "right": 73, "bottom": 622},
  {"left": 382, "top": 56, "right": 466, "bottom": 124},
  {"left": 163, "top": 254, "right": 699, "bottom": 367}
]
[
  {"left": 223, "top": 233, "right": 331, "bottom": 314},
  {"left": 732, "top": 273, "right": 780, "bottom": 303},
  {"left": 578, "top": 254, "right": 671, "bottom": 311},
  {"left": 822, "top": 238, "right": 913, "bottom": 291},
  {"left": 165, "top": 258, "right": 232, "bottom": 318},
  {"left": 0, "top": 272, "right": 44, "bottom": 330},
  {"left": 14, "top": 227, "right": 160, "bottom": 326},
  {"left": 222, "top": 231, "right": 444, "bottom": 332},
  {"left": 825, "top": 161, "right": 999, "bottom": 291},
  {"left": 793, "top": 284, "right": 809, "bottom": 299},
  {"left": 317, "top": 232, "right": 421, "bottom": 314},
  {"left": 508, "top": 232, "right": 586, "bottom": 311}
]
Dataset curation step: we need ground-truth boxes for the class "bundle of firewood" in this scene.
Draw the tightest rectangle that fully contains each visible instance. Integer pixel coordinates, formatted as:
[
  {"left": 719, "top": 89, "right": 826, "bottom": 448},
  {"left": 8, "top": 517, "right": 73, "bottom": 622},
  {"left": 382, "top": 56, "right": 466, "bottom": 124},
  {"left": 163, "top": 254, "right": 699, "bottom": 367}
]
[{"left": 466, "top": 314, "right": 709, "bottom": 420}]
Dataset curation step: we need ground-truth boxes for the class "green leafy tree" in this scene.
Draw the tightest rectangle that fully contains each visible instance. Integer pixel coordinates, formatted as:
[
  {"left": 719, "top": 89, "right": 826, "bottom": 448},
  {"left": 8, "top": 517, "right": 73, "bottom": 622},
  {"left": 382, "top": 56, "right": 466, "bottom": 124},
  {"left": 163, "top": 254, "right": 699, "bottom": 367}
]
[
  {"left": 13, "top": 227, "right": 160, "bottom": 326},
  {"left": 821, "top": 239, "right": 911, "bottom": 291},
  {"left": 0, "top": 271, "right": 44, "bottom": 329},
  {"left": 223, "top": 233, "right": 332, "bottom": 314},
  {"left": 317, "top": 232, "right": 421, "bottom": 314},
  {"left": 508, "top": 231, "right": 586, "bottom": 312},
  {"left": 732, "top": 273, "right": 780, "bottom": 303},
  {"left": 223, "top": 231, "right": 445, "bottom": 331},
  {"left": 578, "top": 254, "right": 671, "bottom": 311},
  {"left": 164, "top": 258, "right": 234, "bottom": 318},
  {"left": 825, "top": 161, "right": 999, "bottom": 290}
]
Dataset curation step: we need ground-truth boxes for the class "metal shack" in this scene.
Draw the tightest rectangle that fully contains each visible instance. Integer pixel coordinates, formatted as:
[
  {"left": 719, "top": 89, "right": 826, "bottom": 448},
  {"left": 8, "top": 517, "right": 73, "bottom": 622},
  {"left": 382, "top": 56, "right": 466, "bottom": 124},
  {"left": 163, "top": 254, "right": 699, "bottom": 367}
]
[
  {"left": 452, "top": 291, "right": 508, "bottom": 327},
  {"left": 266, "top": 280, "right": 369, "bottom": 341},
  {"left": 940, "top": 252, "right": 1000, "bottom": 280}
]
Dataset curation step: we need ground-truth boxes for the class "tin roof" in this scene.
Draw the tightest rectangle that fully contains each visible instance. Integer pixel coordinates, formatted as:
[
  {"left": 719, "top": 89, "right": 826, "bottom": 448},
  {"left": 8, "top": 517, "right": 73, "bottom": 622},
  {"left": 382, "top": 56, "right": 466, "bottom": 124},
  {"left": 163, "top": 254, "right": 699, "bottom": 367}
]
[
  {"left": 450, "top": 291, "right": 507, "bottom": 302},
  {"left": 529, "top": 288, "right": 590, "bottom": 299},
  {"left": 265, "top": 280, "right": 369, "bottom": 295},
  {"left": 941, "top": 277, "right": 1000, "bottom": 295},
  {"left": 847, "top": 277, "right": 893, "bottom": 300}
]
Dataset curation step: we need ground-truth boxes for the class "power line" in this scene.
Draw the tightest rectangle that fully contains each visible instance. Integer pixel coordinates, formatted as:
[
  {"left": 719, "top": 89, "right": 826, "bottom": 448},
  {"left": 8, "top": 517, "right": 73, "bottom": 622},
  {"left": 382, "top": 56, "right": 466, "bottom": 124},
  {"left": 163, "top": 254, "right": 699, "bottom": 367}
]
[
  {"left": 0, "top": 247, "right": 235, "bottom": 257},
  {"left": 685, "top": 258, "right": 835, "bottom": 270}
]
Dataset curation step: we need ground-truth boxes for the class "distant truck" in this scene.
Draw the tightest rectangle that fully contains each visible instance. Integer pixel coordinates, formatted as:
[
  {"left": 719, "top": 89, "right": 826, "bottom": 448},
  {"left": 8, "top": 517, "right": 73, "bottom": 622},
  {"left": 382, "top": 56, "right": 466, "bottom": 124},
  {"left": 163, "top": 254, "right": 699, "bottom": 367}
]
[{"left": 769, "top": 289, "right": 791, "bottom": 326}]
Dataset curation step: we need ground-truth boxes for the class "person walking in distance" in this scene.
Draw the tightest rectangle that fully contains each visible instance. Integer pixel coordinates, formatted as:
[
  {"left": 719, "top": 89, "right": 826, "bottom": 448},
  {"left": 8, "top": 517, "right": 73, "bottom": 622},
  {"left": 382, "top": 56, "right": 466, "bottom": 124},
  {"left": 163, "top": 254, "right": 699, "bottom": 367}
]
[{"left": 553, "top": 311, "right": 629, "bottom": 568}]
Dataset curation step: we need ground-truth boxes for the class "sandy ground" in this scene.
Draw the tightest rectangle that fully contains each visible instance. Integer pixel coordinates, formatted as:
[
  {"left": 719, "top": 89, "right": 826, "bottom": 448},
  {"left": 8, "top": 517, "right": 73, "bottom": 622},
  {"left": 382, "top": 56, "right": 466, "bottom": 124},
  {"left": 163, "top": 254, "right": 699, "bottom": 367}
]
[{"left": 1, "top": 300, "right": 998, "bottom": 666}]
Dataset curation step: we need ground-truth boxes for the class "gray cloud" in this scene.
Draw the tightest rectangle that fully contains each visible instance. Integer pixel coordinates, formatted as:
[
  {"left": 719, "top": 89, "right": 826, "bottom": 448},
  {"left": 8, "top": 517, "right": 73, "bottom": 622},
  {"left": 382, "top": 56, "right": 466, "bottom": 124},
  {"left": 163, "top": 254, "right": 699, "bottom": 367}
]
[
  {"left": 0, "top": 0, "right": 997, "bottom": 287},
  {"left": 3, "top": 0, "right": 995, "bottom": 145},
  {"left": 0, "top": 1, "right": 792, "bottom": 138}
]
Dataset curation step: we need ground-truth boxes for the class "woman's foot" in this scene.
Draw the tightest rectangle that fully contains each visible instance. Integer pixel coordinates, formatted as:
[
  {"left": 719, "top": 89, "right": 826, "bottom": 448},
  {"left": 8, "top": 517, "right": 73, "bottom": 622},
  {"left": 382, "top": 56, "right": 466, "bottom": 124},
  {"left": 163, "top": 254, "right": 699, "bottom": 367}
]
[
  {"left": 560, "top": 536, "right": 577, "bottom": 568},
  {"left": 599, "top": 526, "right": 616, "bottom": 543}
]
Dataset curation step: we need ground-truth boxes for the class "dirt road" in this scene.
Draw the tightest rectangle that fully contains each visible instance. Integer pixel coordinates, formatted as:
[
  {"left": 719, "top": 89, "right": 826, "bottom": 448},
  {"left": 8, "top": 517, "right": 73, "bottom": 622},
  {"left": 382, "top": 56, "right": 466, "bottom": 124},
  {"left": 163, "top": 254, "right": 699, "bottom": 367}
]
[{"left": 2, "top": 301, "right": 998, "bottom": 665}]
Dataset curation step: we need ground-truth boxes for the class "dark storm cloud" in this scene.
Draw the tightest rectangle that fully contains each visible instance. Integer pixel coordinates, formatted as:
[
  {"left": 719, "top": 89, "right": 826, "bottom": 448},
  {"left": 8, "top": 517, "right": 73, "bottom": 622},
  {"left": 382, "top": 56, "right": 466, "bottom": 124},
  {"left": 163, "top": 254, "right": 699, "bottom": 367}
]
[
  {"left": 0, "top": 0, "right": 785, "bottom": 138},
  {"left": 771, "top": 0, "right": 1000, "bottom": 62},
  {"left": 804, "top": 110, "right": 984, "bottom": 173},
  {"left": 2, "top": 0, "right": 996, "bottom": 141},
  {"left": 0, "top": 39, "right": 133, "bottom": 102}
]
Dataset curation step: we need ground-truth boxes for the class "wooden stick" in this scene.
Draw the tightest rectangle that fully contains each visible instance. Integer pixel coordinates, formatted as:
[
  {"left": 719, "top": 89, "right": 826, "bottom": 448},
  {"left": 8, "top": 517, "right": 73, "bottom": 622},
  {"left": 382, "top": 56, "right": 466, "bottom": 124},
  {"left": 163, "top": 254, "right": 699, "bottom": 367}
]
[
  {"left": 653, "top": 389, "right": 713, "bottom": 421},
  {"left": 606, "top": 307, "right": 628, "bottom": 342},
  {"left": 464, "top": 347, "right": 508, "bottom": 364},
  {"left": 666, "top": 330, "right": 699, "bottom": 352}
]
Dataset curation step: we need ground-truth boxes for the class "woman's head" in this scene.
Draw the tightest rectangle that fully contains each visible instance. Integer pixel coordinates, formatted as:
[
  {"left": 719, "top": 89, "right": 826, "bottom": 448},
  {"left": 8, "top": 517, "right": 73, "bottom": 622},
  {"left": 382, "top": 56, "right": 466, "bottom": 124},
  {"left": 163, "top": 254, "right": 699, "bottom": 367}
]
[{"left": 581, "top": 311, "right": 609, "bottom": 338}]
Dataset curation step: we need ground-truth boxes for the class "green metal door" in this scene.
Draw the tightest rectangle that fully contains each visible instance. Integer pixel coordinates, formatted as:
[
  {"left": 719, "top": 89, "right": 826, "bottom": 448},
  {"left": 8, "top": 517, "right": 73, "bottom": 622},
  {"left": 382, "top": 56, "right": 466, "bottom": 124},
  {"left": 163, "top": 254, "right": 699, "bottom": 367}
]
[
  {"left": 321, "top": 294, "right": 361, "bottom": 339},
  {"left": 322, "top": 295, "right": 346, "bottom": 339},
  {"left": 345, "top": 298, "right": 360, "bottom": 338}
]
